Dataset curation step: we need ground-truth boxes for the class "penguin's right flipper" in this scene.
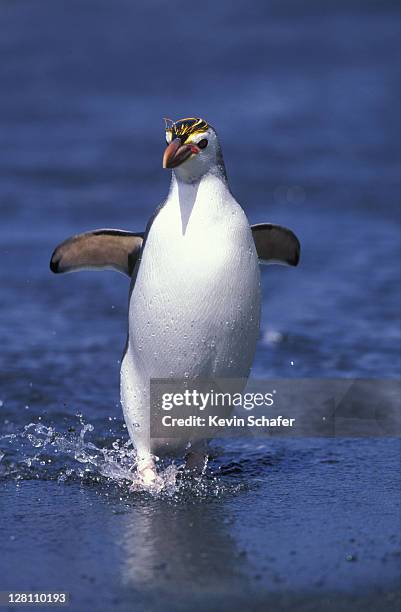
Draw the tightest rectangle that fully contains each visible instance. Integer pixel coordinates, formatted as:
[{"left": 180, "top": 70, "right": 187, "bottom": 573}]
[{"left": 50, "top": 229, "right": 144, "bottom": 277}]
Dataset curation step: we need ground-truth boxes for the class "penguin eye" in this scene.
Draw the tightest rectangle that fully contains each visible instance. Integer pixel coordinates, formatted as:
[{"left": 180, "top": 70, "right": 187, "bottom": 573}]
[{"left": 197, "top": 139, "right": 208, "bottom": 149}]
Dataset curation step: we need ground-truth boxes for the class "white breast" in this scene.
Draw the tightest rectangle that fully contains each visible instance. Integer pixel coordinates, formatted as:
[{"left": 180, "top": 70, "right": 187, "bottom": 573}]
[{"left": 128, "top": 173, "right": 261, "bottom": 380}]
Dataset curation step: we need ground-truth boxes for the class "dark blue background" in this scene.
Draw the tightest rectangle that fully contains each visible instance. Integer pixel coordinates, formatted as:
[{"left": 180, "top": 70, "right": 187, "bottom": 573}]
[{"left": 0, "top": 1, "right": 400, "bottom": 611}]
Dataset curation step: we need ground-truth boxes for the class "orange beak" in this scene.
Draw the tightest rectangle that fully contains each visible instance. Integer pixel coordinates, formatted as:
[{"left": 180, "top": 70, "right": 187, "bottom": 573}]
[{"left": 163, "top": 138, "right": 200, "bottom": 169}]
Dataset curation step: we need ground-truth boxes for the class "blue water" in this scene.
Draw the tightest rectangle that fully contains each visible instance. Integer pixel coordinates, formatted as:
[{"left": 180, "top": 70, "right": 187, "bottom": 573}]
[{"left": 0, "top": 1, "right": 400, "bottom": 610}]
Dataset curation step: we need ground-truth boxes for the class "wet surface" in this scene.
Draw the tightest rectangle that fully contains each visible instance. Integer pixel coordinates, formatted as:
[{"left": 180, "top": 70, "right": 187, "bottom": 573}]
[{"left": 0, "top": 0, "right": 400, "bottom": 610}]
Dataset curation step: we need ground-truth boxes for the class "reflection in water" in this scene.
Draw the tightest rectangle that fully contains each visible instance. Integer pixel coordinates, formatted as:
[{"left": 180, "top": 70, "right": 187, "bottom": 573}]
[{"left": 119, "top": 499, "right": 243, "bottom": 595}]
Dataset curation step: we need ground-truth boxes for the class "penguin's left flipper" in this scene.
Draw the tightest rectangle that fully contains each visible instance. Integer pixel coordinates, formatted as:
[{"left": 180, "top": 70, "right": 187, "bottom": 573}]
[
  {"left": 50, "top": 229, "right": 144, "bottom": 277},
  {"left": 251, "top": 224, "right": 300, "bottom": 266}
]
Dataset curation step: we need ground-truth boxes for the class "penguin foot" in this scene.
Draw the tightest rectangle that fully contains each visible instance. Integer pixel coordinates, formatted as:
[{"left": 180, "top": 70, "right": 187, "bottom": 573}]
[
  {"left": 129, "top": 457, "right": 164, "bottom": 492},
  {"left": 139, "top": 465, "right": 159, "bottom": 486},
  {"left": 184, "top": 452, "right": 209, "bottom": 475}
]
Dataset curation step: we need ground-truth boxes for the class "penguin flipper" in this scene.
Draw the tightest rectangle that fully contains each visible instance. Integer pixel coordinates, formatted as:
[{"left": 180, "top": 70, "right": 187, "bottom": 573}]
[
  {"left": 251, "top": 224, "right": 300, "bottom": 266},
  {"left": 50, "top": 229, "right": 144, "bottom": 277}
]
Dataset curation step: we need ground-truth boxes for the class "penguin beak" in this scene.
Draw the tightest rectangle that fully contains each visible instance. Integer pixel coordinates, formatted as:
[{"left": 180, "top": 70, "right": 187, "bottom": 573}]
[{"left": 163, "top": 138, "right": 200, "bottom": 169}]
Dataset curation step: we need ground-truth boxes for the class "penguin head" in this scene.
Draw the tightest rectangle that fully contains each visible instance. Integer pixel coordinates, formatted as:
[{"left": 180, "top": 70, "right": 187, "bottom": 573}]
[{"left": 163, "top": 117, "right": 226, "bottom": 183}]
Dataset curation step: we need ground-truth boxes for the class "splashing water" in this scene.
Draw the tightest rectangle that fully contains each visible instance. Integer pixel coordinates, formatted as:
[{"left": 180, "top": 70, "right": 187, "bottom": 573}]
[
  {"left": 0, "top": 420, "right": 178, "bottom": 496},
  {"left": 0, "top": 419, "right": 243, "bottom": 500}
]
